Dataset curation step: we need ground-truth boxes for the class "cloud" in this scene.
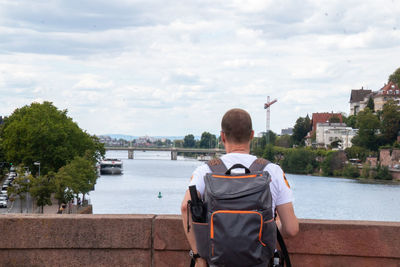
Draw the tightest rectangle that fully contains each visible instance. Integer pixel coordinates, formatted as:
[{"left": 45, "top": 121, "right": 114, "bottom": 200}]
[{"left": 0, "top": 0, "right": 399, "bottom": 135}]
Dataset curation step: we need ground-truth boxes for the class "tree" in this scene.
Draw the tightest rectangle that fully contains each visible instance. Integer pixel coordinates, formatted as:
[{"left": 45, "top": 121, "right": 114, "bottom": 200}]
[
  {"left": 53, "top": 170, "right": 74, "bottom": 209},
  {"left": 388, "top": 67, "right": 400, "bottom": 86},
  {"left": 281, "top": 148, "right": 317, "bottom": 174},
  {"left": 343, "top": 115, "right": 357, "bottom": 128},
  {"left": 0, "top": 102, "right": 105, "bottom": 175},
  {"left": 321, "top": 151, "right": 347, "bottom": 176},
  {"left": 380, "top": 100, "right": 400, "bottom": 145},
  {"left": 292, "top": 116, "right": 311, "bottom": 146},
  {"left": 366, "top": 97, "right": 375, "bottom": 112},
  {"left": 183, "top": 134, "right": 196, "bottom": 148},
  {"left": 199, "top": 132, "right": 217, "bottom": 148},
  {"left": 173, "top": 139, "right": 184, "bottom": 148},
  {"left": 275, "top": 135, "right": 293, "bottom": 148},
  {"left": 351, "top": 108, "right": 380, "bottom": 151},
  {"left": 7, "top": 167, "right": 31, "bottom": 213},
  {"left": 262, "top": 144, "right": 275, "bottom": 162},
  {"left": 56, "top": 156, "right": 98, "bottom": 203},
  {"left": 344, "top": 146, "right": 370, "bottom": 162},
  {"left": 329, "top": 116, "right": 341, "bottom": 123},
  {"left": 30, "top": 174, "right": 54, "bottom": 213}
]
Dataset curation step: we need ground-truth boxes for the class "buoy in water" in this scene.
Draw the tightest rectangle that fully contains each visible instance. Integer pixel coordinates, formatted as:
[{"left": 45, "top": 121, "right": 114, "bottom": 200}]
[{"left": 158, "top": 192, "right": 162, "bottom": 198}]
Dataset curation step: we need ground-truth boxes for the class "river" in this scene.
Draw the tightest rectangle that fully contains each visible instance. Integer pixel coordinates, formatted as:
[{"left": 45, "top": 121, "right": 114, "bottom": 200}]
[{"left": 90, "top": 151, "right": 400, "bottom": 221}]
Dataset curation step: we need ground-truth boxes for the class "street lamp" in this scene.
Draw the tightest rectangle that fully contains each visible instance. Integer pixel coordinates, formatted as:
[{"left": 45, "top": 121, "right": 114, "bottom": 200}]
[{"left": 34, "top": 162, "right": 40, "bottom": 177}]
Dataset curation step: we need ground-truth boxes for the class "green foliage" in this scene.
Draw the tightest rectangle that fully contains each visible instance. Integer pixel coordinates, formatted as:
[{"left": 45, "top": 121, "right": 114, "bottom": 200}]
[
  {"left": 374, "top": 165, "right": 392, "bottom": 180},
  {"left": 7, "top": 167, "right": 31, "bottom": 212},
  {"left": 388, "top": 67, "right": 400, "bottom": 86},
  {"left": 344, "top": 146, "right": 370, "bottom": 162},
  {"left": 344, "top": 115, "right": 357, "bottom": 128},
  {"left": 199, "top": 132, "right": 217, "bottom": 148},
  {"left": 321, "top": 151, "right": 347, "bottom": 176},
  {"left": 275, "top": 134, "right": 292, "bottom": 148},
  {"left": 281, "top": 148, "right": 317, "bottom": 174},
  {"left": 342, "top": 164, "right": 360, "bottom": 178},
  {"left": 0, "top": 102, "right": 104, "bottom": 175},
  {"left": 262, "top": 145, "right": 275, "bottom": 162},
  {"left": 351, "top": 108, "right": 380, "bottom": 151},
  {"left": 360, "top": 163, "right": 373, "bottom": 179},
  {"left": 53, "top": 170, "right": 74, "bottom": 207},
  {"left": 329, "top": 116, "right": 341, "bottom": 123},
  {"left": 292, "top": 115, "right": 311, "bottom": 146},
  {"left": 173, "top": 139, "right": 184, "bottom": 148},
  {"left": 56, "top": 156, "right": 98, "bottom": 200},
  {"left": 380, "top": 100, "right": 400, "bottom": 146},
  {"left": 366, "top": 97, "right": 375, "bottom": 111},
  {"left": 30, "top": 174, "right": 54, "bottom": 213},
  {"left": 183, "top": 134, "right": 196, "bottom": 148}
]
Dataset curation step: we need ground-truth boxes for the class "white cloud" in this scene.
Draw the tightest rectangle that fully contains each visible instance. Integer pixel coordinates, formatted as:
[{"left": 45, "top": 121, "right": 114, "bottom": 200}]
[{"left": 0, "top": 0, "right": 399, "bottom": 135}]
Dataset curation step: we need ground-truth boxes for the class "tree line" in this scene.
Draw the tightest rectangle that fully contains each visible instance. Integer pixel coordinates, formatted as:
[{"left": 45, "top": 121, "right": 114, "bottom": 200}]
[{"left": 0, "top": 102, "right": 105, "bottom": 212}]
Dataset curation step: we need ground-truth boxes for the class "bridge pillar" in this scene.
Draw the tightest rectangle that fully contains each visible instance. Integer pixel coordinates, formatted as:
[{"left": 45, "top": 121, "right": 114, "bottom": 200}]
[
  {"left": 171, "top": 151, "right": 178, "bottom": 160},
  {"left": 128, "top": 150, "right": 134, "bottom": 159}
]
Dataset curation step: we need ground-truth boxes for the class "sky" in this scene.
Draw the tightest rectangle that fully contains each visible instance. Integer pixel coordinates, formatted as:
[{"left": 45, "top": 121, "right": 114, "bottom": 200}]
[{"left": 0, "top": 0, "right": 399, "bottom": 137}]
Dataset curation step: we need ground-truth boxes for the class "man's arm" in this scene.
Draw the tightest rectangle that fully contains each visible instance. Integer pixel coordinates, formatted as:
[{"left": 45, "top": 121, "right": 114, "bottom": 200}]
[
  {"left": 181, "top": 189, "right": 207, "bottom": 267},
  {"left": 275, "top": 202, "right": 299, "bottom": 238}
]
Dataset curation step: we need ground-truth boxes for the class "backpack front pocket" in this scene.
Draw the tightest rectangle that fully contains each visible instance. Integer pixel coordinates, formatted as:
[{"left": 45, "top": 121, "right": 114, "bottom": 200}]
[{"left": 210, "top": 210, "right": 267, "bottom": 266}]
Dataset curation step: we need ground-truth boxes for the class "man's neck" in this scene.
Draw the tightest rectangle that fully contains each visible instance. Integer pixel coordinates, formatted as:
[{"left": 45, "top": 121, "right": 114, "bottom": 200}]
[{"left": 224, "top": 142, "right": 250, "bottom": 154}]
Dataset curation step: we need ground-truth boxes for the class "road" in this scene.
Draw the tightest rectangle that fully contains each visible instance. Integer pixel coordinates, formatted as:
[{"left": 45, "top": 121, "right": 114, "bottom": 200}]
[{"left": 0, "top": 193, "right": 34, "bottom": 214}]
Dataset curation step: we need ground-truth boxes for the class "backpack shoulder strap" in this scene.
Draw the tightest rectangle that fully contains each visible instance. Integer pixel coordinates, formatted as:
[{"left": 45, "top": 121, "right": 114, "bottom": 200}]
[
  {"left": 249, "top": 158, "right": 270, "bottom": 172},
  {"left": 207, "top": 158, "right": 228, "bottom": 173}
]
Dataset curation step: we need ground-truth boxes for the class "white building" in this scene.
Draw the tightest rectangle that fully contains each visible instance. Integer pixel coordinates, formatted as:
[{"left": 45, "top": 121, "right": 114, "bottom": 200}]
[{"left": 316, "top": 123, "right": 358, "bottom": 149}]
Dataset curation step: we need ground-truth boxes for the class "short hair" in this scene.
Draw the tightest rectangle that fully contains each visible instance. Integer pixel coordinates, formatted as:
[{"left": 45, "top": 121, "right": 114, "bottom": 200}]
[{"left": 221, "top": 108, "right": 253, "bottom": 143}]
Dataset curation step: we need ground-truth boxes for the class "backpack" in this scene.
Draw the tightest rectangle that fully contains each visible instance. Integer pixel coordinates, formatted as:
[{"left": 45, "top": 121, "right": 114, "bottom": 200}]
[{"left": 192, "top": 158, "right": 277, "bottom": 267}]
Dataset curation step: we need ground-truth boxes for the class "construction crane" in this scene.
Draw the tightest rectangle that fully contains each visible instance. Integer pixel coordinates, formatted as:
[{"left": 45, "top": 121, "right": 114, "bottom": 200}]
[{"left": 264, "top": 96, "right": 277, "bottom": 144}]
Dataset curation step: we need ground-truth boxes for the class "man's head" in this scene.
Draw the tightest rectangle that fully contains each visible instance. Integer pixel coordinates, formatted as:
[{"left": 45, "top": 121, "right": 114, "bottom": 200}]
[{"left": 221, "top": 108, "right": 254, "bottom": 145}]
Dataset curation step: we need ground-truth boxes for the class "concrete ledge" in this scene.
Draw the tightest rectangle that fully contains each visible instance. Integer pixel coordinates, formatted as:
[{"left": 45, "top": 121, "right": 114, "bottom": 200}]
[{"left": 0, "top": 214, "right": 399, "bottom": 266}]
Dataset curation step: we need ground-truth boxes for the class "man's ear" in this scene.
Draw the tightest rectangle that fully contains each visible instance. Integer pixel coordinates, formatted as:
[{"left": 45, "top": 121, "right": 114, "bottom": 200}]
[
  {"left": 220, "top": 131, "right": 226, "bottom": 143},
  {"left": 250, "top": 130, "right": 254, "bottom": 140}
]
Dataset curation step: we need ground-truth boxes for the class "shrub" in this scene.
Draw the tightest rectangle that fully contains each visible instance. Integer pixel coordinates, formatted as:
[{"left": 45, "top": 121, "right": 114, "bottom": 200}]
[{"left": 342, "top": 164, "right": 360, "bottom": 178}]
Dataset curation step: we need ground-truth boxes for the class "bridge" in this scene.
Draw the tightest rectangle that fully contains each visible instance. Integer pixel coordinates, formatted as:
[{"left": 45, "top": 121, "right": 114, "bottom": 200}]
[{"left": 105, "top": 147, "right": 226, "bottom": 160}]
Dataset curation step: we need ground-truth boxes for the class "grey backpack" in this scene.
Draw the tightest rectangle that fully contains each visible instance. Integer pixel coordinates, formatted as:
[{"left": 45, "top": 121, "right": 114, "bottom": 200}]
[{"left": 192, "top": 158, "right": 276, "bottom": 267}]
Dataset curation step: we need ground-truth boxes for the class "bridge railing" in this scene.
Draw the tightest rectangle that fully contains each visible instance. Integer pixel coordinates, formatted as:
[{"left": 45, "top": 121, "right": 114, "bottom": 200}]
[{"left": 0, "top": 214, "right": 399, "bottom": 267}]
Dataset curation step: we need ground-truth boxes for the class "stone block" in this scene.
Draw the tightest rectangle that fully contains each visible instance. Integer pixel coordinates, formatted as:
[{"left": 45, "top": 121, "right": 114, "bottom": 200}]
[
  {"left": 153, "top": 215, "right": 190, "bottom": 250},
  {"left": 153, "top": 250, "right": 190, "bottom": 267},
  {"left": 291, "top": 253, "right": 400, "bottom": 267},
  {"left": 287, "top": 219, "right": 400, "bottom": 258},
  {"left": 0, "top": 214, "right": 154, "bottom": 249},
  {"left": 0, "top": 249, "right": 150, "bottom": 267}
]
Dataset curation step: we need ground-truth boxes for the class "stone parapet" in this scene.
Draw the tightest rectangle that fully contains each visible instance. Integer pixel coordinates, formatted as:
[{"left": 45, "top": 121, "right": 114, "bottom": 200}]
[{"left": 0, "top": 214, "right": 399, "bottom": 266}]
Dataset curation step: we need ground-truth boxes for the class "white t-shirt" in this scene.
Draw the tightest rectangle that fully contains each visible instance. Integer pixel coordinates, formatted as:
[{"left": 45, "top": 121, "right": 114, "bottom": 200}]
[{"left": 189, "top": 153, "right": 294, "bottom": 213}]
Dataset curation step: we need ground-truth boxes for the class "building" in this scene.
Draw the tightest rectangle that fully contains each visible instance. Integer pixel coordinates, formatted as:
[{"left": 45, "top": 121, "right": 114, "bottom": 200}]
[
  {"left": 373, "top": 82, "right": 400, "bottom": 111},
  {"left": 305, "top": 112, "right": 344, "bottom": 147},
  {"left": 315, "top": 123, "right": 358, "bottom": 149},
  {"left": 349, "top": 87, "right": 372, "bottom": 115},
  {"left": 349, "top": 83, "right": 400, "bottom": 115},
  {"left": 281, "top": 127, "right": 293, "bottom": 135}
]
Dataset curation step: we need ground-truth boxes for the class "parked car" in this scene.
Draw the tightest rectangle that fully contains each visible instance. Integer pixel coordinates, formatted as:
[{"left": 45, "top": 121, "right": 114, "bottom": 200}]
[
  {"left": 0, "top": 193, "right": 8, "bottom": 200},
  {"left": 0, "top": 199, "right": 7, "bottom": 208},
  {"left": 1, "top": 190, "right": 7, "bottom": 195}
]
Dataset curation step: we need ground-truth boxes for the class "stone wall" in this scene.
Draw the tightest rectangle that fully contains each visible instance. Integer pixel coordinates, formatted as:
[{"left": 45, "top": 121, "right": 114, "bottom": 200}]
[{"left": 0, "top": 214, "right": 399, "bottom": 267}]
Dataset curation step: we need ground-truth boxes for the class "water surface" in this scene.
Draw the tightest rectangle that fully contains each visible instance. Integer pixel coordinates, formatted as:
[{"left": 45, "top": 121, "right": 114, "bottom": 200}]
[{"left": 90, "top": 151, "right": 400, "bottom": 221}]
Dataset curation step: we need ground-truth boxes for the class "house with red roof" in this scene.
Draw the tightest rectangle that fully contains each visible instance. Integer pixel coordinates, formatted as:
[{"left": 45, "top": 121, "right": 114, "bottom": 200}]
[{"left": 373, "top": 81, "right": 400, "bottom": 111}]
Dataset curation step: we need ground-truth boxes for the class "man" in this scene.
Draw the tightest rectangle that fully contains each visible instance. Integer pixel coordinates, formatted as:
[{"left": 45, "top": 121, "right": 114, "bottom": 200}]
[{"left": 181, "top": 108, "right": 299, "bottom": 267}]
